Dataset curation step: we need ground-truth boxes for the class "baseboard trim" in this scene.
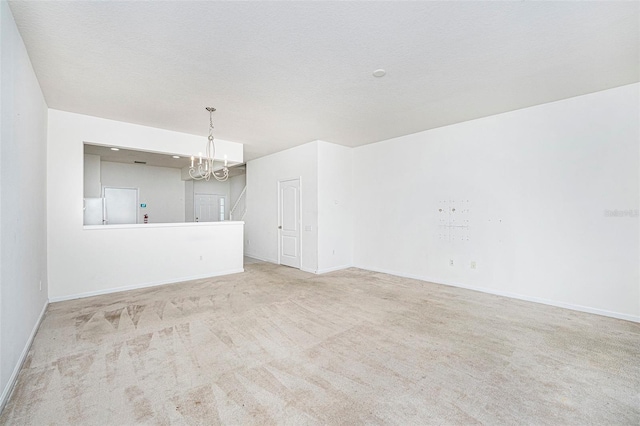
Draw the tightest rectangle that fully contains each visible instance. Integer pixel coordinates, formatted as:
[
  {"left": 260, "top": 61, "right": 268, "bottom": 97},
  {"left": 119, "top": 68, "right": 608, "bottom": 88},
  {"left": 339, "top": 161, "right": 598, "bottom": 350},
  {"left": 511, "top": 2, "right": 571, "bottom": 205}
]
[
  {"left": 315, "top": 264, "right": 353, "bottom": 274},
  {"left": 0, "top": 300, "right": 48, "bottom": 412},
  {"left": 244, "top": 253, "right": 278, "bottom": 264},
  {"left": 357, "top": 265, "right": 640, "bottom": 323},
  {"left": 243, "top": 256, "right": 352, "bottom": 275},
  {"left": 49, "top": 268, "right": 245, "bottom": 303}
]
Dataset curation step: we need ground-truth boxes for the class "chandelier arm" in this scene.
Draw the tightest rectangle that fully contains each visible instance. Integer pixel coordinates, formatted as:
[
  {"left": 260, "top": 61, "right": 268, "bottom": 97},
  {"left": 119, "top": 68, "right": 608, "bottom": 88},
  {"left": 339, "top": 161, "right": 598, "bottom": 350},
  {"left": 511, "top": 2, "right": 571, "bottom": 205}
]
[
  {"left": 189, "top": 168, "right": 203, "bottom": 180},
  {"left": 189, "top": 106, "right": 229, "bottom": 182},
  {"left": 213, "top": 169, "right": 229, "bottom": 182}
]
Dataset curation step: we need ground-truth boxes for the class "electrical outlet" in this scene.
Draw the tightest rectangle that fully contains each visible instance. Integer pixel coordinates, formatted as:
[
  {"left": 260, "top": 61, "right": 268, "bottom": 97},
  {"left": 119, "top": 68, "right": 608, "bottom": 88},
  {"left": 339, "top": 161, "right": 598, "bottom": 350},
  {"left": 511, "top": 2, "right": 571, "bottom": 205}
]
[
  {"left": 470, "top": 261, "right": 477, "bottom": 269},
  {"left": 332, "top": 249, "right": 335, "bottom": 255},
  {"left": 449, "top": 259, "right": 454, "bottom": 266},
  {"left": 199, "top": 255, "right": 203, "bottom": 261}
]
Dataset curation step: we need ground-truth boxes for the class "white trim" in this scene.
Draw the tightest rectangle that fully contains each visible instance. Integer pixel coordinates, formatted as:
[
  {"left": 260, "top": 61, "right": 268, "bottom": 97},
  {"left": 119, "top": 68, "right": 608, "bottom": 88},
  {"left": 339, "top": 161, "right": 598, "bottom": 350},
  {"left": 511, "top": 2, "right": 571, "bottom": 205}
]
[
  {"left": 244, "top": 254, "right": 278, "bottom": 264},
  {"left": 301, "top": 267, "right": 317, "bottom": 274},
  {"left": 49, "top": 268, "right": 244, "bottom": 303},
  {"left": 315, "top": 264, "right": 353, "bottom": 274},
  {"left": 0, "top": 301, "right": 48, "bottom": 412},
  {"left": 357, "top": 265, "right": 640, "bottom": 323}
]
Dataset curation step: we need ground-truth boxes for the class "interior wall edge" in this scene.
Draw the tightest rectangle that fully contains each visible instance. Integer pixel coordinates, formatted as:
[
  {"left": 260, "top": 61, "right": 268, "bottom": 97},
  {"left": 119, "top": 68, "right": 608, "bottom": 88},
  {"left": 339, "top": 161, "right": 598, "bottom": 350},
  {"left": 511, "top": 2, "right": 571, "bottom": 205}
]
[
  {"left": 1, "top": 0, "right": 49, "bottom": 406},
  {"left": 355, "top": 263, "right": 640, "bottom": 324},
  {"left": 315, "top": 265, "right": 354, "bottom": 275},
  {"left": 0, "top": 300, "right": 48, "bottom": 413},
  {"left": 243, "top": 254, "right": 278, "bottom": 264}
]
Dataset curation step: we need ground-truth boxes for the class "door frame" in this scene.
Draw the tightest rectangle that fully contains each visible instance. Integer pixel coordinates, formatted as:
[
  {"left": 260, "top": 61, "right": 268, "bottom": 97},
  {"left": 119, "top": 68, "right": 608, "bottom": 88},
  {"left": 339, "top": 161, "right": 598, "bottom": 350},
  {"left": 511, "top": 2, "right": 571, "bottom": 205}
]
[
  {"left": 277, "top": 177, "right": 302, "bottom": 268},
  {"left": 193, "top": 192, "right": 226, "bottom": 222}
]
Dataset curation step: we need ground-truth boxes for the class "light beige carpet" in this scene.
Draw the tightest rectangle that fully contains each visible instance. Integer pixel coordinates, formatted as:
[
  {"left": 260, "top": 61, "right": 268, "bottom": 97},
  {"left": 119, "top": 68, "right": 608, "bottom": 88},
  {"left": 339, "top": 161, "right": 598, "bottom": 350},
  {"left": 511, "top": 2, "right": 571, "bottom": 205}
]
[{"left": 1, "top": 262, "right": 638, "bottom": 425}]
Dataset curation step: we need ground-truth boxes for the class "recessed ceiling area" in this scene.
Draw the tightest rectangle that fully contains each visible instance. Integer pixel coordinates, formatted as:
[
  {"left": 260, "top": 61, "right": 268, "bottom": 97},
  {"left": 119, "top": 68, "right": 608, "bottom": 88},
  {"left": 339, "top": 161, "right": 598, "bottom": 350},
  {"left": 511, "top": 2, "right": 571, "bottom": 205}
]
[
  {"left": 84, "top": 144, "right": 246, "bottom": 177},
  {"left": 84, "top": 144, "right": 191, "bottom": 169},
  {"left": 9, "top": 1, "right": 639, "bottom": 161}
]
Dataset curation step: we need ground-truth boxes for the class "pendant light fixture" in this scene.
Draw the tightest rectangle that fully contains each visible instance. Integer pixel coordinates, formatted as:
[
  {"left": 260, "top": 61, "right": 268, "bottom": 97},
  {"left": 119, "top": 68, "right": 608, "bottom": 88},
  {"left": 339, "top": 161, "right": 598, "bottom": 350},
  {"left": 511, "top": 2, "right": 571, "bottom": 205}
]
[{"left": 189, "top": 107, "right": 229, "bottom": 181}]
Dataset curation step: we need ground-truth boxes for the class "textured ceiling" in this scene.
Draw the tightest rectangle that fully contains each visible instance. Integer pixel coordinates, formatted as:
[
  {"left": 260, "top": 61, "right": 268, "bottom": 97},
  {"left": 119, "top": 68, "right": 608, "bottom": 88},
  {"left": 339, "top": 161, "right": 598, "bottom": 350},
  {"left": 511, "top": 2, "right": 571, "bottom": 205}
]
[{"left": 9, "top": 1, "right": 639, "bottom": 160}]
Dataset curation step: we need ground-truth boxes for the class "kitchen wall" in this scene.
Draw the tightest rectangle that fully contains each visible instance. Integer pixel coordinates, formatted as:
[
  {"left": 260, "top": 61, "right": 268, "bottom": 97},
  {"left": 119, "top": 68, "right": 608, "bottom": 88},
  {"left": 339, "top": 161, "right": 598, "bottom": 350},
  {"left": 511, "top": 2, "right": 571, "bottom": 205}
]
[
  {"left": 47, "top": 109, "right": 244, "bottom": 300},
  {"left": 101, "top": 161, "right": 185, "bottom": 224}
]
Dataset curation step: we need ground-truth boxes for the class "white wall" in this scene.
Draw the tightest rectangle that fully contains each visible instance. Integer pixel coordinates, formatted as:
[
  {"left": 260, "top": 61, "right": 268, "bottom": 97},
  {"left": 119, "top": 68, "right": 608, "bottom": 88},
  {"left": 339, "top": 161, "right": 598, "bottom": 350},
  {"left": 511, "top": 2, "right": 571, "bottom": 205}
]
[
  {"left": 83, "top": 154, "right": 101, "bottom": 197},
  {"left": 244, "top": 141, "right": 353, "bottom": 274},
  {"left": 47, "top": 109, "right": 244, "bottom": 300},
  {"left": 353, "top": 84, "right": 640, "bottom": 321},
  {"left": 245, "top": 141, "right": 318, "bottom": 272},
  {"left": 185, "top": 180, "right": 194, "bottom": 222},
  {"left": 53, "top": 222, "right": 243, "bottom": 301},
  {"left": 0, "top": 1, "right": 48, "bottom": 407},
  {"left": 101, "top": 161, "right": 185, "bottom": 224},
  {"left": 317, "top": 141, "right": 353, "bottom": 273}
]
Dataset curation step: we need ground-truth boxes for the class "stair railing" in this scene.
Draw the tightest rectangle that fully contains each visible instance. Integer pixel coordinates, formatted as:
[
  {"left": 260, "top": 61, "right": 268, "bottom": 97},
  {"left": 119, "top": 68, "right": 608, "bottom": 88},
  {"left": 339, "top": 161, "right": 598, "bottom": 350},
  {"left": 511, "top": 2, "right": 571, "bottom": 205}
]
[{"left": 230, "top": 185, "right": 247, "bottom": 221}]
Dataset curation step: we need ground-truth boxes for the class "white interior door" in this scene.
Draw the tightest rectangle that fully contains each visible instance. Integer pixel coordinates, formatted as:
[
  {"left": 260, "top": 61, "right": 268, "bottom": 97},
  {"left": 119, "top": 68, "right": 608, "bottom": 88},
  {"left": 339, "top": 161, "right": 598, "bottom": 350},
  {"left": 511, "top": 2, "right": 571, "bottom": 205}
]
[
  {"left": 195, "top": 193, "right": 225, "bottom": 222},
  {"left": 279, "top": 178, "right": 301, "bottom": 269},
  {"left": 104, "top": 187, "right": 138, "bottom": 224}
]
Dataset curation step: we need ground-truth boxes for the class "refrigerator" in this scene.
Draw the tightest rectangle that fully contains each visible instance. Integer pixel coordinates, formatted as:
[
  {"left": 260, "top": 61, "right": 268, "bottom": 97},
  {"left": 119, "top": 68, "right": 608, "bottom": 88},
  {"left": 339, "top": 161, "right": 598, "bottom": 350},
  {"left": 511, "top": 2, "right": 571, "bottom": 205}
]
[{"left": 83, "top": 197, "right": 104, "bottom": 225}]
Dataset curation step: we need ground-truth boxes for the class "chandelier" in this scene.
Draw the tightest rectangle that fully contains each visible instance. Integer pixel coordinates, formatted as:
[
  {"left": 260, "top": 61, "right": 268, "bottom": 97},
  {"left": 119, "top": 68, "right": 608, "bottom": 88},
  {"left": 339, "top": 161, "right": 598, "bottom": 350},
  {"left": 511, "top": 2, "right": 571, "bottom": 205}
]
[{"left": 189, "top": 107, "right": 229, "bottom": 181}]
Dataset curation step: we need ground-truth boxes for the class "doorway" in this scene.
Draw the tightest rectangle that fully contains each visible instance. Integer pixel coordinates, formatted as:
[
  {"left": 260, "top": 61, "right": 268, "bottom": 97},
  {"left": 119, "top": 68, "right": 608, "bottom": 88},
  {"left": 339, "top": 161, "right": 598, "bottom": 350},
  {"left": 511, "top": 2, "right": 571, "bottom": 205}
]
[
  {"left": 194, "top": 193, "right": 226, "bottom": 222},
  {"left": 278, "top": 178, "right": 301, "bottom": 269}
]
